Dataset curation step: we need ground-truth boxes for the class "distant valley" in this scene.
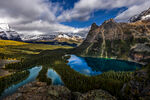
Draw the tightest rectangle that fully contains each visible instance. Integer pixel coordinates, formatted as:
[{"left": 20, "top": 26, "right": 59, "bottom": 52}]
[{"left": 0, "top": 24, "right": 85, "bottom": 47}]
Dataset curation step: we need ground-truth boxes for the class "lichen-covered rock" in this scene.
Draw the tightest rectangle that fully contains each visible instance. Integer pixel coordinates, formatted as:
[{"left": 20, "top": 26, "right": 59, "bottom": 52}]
[
  {"left": 4, "top": 81, "right": 71, "bottom": 100},
  {"left": 4, "top": 81, "right": 116, "bottom": 100},
  {"left": 130, "top": 43, "right": 150, "bottom": 65},
  {"left": 121, "top": 68, "right": 150, "bottom": 100},
  {"left": 77, "top": 89, "right": 117, "bottom": 100}
]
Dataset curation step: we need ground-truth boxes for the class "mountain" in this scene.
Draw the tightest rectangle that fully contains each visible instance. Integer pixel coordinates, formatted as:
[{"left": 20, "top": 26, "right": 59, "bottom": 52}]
[
  {"left": 20, "top": 34, "right": 56, "bottom": 41},
  {"left": 0, "top": 23, "right": 21, "bottom": 41},
  {"left": 75, "top": 17, "right": 150, "bottom": 64},
  {"left": 129, "top": 8, "right": 150, "bottom": 22},
  {"left": 20, "top": 33, "right": 84, "bottom": 43},
  {"left": 55, "top": 33, "right": 83, "bottom": 42},
  {"left": 0, "top": 23, "right": 85, "bottom": 42}
]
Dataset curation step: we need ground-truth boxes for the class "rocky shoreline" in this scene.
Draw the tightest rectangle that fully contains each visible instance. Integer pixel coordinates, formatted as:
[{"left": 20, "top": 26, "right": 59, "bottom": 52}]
[{"left": 4, "top": 81, "right": 116, "bottom": 100}]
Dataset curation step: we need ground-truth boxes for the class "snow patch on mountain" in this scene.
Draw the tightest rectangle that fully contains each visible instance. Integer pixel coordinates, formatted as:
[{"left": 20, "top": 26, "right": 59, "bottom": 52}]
[
  {"left": 57, "top": 34, "right": 70, "bottom": 39},
  {"left": 129, "top": 8, "right": 150, "bottom": 22},
  {"left": 142, "top": 14, "right": 150, "bottom": 20},
  {"left": 55, "top": 33, "right": 83, "bottom": 42},
  {"left": 0, "top": 23, "right": 10, "bottom": 31},
  {"left": 20, "top": 34, "right": 56, "bottom": 41},
  {"left": 0, "top": 23, "right": 21, "bottom": 41}
]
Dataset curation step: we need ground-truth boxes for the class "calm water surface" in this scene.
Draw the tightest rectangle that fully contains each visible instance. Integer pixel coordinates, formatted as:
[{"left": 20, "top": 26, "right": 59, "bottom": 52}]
[
  {"left": 0, "top": 66, "right": 42, "bottom": 99},
  {"left": 67, "top": 55, "right": 141, "bottom": 76},
  {"left": 47, "top": 68, "right": 64, "bottom": 85}
]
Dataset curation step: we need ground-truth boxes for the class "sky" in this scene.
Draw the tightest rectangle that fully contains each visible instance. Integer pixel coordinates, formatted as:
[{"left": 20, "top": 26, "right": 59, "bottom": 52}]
[{"left": 0, "top": 0, "right": 150, "bottom": 36}]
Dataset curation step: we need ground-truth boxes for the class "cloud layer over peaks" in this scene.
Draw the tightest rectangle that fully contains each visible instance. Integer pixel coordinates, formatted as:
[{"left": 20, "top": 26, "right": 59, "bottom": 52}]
[
  {"left": 57, "top": 0, "right": 149, "bottom": 22},
  {"left": 0, "top": 0, "right": 89, "bottom": 35},
  {"left": 0, "top": 0, "right": 149, "bottom": 36}
]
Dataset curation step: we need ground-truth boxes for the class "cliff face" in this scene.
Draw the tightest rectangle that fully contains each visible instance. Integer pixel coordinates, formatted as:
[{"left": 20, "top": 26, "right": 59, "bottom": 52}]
[{"left": 75, "top": 18, "right": 150, "bottom": 64}]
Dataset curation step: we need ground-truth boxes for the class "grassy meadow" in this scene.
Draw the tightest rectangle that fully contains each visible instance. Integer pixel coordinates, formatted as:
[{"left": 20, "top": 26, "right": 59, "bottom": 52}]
[{"left": 0, "top": 40, "right": 72, "bottom": 60}]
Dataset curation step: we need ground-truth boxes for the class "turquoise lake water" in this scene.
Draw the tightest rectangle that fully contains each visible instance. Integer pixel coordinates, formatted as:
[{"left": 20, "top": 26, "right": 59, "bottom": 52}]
[
  {"left": 0, "top": 66, "right": 42, "bottom": 99},
  {"left": 0, "top": 55, "right": 142, "bottom": 99},
  {"left": 47, "top": 68, "right": 64, "bottom": 85},
  {"left": 67, "top": 55, "right": 141, "bottom": 76},
  {"left": 0, "top": 66, "right": 64, "bottom": 99}
]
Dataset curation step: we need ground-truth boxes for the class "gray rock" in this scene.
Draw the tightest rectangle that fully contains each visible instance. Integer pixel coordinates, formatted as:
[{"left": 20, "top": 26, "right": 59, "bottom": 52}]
[{"left": 4, "top": 81, "right": 116, "bottom": 100}]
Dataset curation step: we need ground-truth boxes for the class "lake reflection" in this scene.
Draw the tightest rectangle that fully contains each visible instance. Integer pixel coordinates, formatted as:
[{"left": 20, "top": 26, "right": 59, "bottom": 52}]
[
  {"left": 67, "top": 55, "right": 102, "bottom": 76},
  {"left": 67, "top": 55, "right": 141, "bottom": 76},
  {"left": 0, "top": 66, "right": 42, "bottom": 99},
  {"left": 47, "top": 68, "right": 63, "bottom": 85}
]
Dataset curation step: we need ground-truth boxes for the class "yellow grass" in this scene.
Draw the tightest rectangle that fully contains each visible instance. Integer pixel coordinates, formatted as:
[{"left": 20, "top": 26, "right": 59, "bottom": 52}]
[
  {"left": 0, "top": 40, "right": 28, "bottom": 46},
  {"left": 0, "top": 40, "right": 72, "bottom": 59}
]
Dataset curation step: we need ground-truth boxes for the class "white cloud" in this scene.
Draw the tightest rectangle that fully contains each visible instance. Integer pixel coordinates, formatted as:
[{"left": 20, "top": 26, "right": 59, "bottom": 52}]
[
  {"left": 0, "top": 0, "right": 57, "bottom": 24},
  {"left": 12, "top": 20, "right": 89, "bottom": 36},
  {"left": 57, "top": 0, "right": 149, "bottom": 22},
  {"left": 0, "top": 0, "right": 89, "bottom": 36},
  {"left": 0, "top": 0, "right": 149, "bottom": 37},
  {"left": 115, "top": 0, "right": 150, "bottom": 22}
]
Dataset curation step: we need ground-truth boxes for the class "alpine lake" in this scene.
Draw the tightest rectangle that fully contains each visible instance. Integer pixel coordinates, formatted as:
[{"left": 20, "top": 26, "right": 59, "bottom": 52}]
[{"left": 0, "top": 54, "right": 141, "bottom": 99}]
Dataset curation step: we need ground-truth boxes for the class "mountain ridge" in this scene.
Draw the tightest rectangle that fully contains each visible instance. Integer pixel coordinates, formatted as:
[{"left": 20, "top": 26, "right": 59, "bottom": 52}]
[
  {"left": 129, "top": 8, "right": 150, "bottom": 22},
  {"left": 74, "top": 8, "right": 150, "bottom": 65}
]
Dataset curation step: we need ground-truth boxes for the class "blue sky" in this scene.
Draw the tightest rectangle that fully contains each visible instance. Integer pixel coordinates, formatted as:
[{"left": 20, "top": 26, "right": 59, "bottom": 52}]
[
  {"left": 61, "top": 7, "right": 127, "bottom": 28},
  {"left": 51, "top": 0, "right": 128, "bottom": 28},
  {"left": 0, "top": 0, "right": 149, "bottom": 36},
  {"left": 51, "top": 0, "right": 77, "bottom": 10}
]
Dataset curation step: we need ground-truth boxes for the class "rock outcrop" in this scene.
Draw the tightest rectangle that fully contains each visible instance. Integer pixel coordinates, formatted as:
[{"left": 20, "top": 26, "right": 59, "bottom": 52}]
[
  {"left": 72, "top": 89, "right": 116, "bottom": 100},
  {"left": 129, "top": 43, "right": 150, "bottom": 65},
  {"left": 4, "top": 81, "right": 116, "bottom": 100},
  {"left": 4, "top": 82, "right": 71, "bottom": 100},
  {"left": 121, "top": 67, "right": 150, "bottom": 100}
]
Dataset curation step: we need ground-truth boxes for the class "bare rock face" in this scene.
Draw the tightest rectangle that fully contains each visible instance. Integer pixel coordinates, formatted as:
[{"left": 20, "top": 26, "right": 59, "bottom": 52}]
[
  {"left": 4, "top": 81, "right": 116, "bottom": 100},
  {"left": 90, "top": 23, "right": 99, "bottom": 30},
  {"left": 130, "top": 43, "right": 150, "bottom": 65},
  {"left": 73, "top": 89, "right": 117, "bottom": 100}
]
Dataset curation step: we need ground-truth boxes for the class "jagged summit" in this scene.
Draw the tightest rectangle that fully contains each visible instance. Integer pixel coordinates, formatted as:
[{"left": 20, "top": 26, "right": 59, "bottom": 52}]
[
  {"left": 102, "top": 18, "right": 115, "bottom": 24},
  {"left": 91, "top": 23, "right": 99, "bottom": 30}
]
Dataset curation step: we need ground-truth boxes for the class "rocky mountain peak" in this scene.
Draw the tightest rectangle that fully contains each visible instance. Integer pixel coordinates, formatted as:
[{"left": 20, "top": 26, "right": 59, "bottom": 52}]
[
  {"left": 101, "top": 18, "right": 118, "bottom": 30},
  {"left": 103, "top": 18, "right": 115, "bottom": 24},
  {"left": 91, "top": 23, "right": 99, "bottom": 30}
]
